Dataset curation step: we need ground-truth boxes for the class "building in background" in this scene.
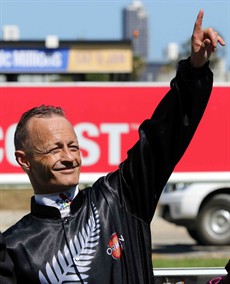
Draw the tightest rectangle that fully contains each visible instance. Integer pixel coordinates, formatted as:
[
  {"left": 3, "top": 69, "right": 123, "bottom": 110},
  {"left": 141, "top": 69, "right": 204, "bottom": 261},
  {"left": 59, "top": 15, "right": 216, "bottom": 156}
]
[{"left": 122, "top": 1, "right": 149, "bottom": 61}]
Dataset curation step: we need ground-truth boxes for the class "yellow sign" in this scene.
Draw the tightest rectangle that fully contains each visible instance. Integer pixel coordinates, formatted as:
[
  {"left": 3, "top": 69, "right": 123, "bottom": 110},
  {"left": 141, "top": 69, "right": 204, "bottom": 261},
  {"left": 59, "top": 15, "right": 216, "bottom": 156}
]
[{"left": 68, "top": 44, "right": 133, "bottom": 73}]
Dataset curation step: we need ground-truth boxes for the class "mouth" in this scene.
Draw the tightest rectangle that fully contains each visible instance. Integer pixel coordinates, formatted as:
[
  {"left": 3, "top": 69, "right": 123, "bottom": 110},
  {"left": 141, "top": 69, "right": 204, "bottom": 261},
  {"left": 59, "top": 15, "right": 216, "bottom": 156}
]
[
  {"left": 56, "top": 169, "right": 78, "bottom": 176},
  {"left": 54, "top": 166, "right": 78, "bottom": 173}
]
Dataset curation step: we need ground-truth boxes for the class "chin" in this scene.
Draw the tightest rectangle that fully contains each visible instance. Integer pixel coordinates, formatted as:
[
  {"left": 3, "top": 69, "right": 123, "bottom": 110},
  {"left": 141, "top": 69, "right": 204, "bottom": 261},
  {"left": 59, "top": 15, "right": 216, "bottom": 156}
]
[
  {"left": 50, "top": 178, "right": 78, "bottom": 190},
  {"left": 61, "top": 180, "right": 78, "bottom": 188}
]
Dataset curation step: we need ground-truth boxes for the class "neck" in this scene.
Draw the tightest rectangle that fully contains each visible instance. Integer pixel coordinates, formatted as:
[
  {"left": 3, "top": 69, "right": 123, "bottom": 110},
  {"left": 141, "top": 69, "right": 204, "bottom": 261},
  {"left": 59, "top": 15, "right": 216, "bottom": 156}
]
[{"left": 34, "top": 186, "right": 79, "bottom": 217}]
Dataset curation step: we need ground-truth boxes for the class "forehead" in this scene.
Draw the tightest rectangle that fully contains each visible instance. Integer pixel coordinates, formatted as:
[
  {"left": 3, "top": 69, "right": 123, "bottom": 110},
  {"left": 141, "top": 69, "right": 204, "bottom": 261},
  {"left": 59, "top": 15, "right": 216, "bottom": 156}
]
[{"left": 27, "top": 115, "right": 77, "bottom": 143}]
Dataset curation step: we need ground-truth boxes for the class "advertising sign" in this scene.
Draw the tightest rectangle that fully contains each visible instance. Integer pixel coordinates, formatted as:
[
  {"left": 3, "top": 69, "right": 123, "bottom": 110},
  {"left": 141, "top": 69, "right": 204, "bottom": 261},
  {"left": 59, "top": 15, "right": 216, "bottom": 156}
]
[
  {"left": 0, "top": 45, "right": 132, "bottom": 73},
  {"left": 0, "top": 48, "right": 69, "bottom": 73},
  {"left": 0, "top": 84, "right": 229, "bottom": 184}
]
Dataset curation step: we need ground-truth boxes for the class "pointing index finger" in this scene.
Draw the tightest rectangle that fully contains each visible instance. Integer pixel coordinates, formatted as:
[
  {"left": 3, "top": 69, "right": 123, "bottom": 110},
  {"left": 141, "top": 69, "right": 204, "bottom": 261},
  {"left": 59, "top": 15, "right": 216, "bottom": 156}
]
[{"left": 193, "top": 9, "right": 204, "bottom": 33}]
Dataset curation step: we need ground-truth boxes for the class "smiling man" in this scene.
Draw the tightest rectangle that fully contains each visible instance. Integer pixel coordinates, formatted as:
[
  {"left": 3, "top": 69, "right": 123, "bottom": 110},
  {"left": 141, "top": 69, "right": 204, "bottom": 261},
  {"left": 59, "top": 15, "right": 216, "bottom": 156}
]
[
  {"left": 15, "top": 111, "right": 82, "bottom": 194},
  {"left": 3, "top": 10, "right": 225, "bottom": 284}
]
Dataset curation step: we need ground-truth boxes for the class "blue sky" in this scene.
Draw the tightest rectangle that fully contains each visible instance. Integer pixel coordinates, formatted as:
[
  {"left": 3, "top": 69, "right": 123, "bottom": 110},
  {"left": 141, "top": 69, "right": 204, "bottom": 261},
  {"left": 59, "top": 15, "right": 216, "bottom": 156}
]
[{"left": 0, "top": 0, "right": 229, "bottom": 68}]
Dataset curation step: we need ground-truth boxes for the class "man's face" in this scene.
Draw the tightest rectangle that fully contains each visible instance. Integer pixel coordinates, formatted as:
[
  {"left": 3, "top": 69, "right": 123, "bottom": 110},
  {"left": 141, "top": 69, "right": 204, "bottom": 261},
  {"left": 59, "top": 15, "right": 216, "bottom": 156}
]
[{"left": 20, "top": 115, "right": 81, "bottom": 194}]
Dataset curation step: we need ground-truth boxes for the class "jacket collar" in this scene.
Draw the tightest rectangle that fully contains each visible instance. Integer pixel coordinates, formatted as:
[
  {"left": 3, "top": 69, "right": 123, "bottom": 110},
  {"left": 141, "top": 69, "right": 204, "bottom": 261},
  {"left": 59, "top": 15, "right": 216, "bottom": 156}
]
[{"left": 31, "top": 189, "right": 86, "bottom": 219}]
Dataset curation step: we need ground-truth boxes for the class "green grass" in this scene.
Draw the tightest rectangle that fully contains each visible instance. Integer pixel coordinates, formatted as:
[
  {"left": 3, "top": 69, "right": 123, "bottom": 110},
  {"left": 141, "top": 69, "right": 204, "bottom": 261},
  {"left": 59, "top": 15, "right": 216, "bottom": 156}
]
[{"left": 152, "top": 258, "right": 228, "bottom": 268}]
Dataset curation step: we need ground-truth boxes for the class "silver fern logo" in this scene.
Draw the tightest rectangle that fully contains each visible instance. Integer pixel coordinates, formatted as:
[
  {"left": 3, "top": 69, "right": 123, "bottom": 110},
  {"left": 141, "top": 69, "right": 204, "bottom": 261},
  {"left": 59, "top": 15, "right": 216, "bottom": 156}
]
[{"left": 39, "top": 203, "right": 100, "bottom": 283}]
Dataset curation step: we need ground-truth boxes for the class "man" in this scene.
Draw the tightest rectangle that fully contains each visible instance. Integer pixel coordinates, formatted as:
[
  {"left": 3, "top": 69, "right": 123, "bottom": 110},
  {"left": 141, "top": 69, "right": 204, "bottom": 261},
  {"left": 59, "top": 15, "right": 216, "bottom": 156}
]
[
  {"left": 0, "top": 232, "right": 16, "bottom": 284},
  {"left": 3, "top": 10, "right": 225, "bottom": 284}
]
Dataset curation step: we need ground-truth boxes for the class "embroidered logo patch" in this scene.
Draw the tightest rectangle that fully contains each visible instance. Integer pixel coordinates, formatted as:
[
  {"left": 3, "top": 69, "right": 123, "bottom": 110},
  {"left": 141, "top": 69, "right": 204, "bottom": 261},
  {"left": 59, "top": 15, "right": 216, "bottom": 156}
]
[
  {"left": 56, "top": 192, "right": 72, "bottom": 210},
  {"left": 106, "top": 233, "right": 124, "bottom": 259}
]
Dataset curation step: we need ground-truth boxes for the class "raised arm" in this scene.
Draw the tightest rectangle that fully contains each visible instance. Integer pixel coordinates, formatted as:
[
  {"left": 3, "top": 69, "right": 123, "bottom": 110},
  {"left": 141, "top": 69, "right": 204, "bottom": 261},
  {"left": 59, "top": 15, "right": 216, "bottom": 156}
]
[
  {"left": 107, "top": 10, "right": 225, "bottom": 223},
  {"left": 113, "top": 10, "right": 224, "bottom": 222}
]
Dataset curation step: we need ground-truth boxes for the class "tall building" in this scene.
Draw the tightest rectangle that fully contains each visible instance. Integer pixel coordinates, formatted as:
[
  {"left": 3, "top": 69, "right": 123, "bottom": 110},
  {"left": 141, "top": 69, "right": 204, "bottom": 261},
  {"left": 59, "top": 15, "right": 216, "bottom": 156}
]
[{"left": 122, "top": 1, "right": 149, "bottom": 61}]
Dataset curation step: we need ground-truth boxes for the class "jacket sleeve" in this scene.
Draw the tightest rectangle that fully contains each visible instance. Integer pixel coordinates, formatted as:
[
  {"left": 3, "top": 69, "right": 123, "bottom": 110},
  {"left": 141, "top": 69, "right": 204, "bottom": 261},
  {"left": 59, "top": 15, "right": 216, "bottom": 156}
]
[
  {"left": 107, "top": 58, "right": 213, "bottom": 223},
  {"left": 0, "top": 232, "right": 16, "bottom": 284}
]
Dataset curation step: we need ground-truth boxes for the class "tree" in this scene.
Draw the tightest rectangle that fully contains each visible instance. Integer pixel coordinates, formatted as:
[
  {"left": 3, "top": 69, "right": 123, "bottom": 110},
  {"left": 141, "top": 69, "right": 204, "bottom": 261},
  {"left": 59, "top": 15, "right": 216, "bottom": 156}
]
[{"left": 131, "top": 55, "right": 146, "bottom": 81}]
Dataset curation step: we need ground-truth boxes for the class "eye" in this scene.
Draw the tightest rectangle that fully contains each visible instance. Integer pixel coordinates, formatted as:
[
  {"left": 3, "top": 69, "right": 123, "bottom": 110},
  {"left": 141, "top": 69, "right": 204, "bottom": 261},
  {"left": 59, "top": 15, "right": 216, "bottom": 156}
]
[
  {"left": 69, "top": 144, "right": 79, "bottom": 151},
  {"left": 48, "top": 147, "right": 61, "bottom": 154}
]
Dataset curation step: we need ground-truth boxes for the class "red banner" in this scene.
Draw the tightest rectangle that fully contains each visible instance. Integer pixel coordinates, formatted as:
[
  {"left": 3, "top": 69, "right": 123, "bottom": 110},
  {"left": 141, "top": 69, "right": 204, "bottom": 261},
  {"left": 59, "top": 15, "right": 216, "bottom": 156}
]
[{"left": 0, "top": 84, "right": 229, "bottom": 182}]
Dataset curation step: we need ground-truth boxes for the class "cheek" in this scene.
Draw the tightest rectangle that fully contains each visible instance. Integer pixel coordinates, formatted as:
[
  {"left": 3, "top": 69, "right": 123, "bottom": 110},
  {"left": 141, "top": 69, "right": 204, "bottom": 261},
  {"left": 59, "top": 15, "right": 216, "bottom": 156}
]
[
  {"left": 35, "top": 163, "right": 49, "bottom": 178},
  {"left": 77, "top": 154, "right": 82, "bottom": 166},
  {"left": 75, "top": 151, "right": 82, "bottom": 164},
  {"left": 32, "top": 157, "right": 55, "bottom": 176}
]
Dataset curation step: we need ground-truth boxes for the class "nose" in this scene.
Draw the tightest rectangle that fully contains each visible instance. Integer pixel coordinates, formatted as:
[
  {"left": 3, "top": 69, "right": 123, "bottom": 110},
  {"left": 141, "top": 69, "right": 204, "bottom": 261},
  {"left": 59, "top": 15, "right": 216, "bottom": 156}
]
[{"left": 60, "top": 147, "right": 75, "bottom": 162}]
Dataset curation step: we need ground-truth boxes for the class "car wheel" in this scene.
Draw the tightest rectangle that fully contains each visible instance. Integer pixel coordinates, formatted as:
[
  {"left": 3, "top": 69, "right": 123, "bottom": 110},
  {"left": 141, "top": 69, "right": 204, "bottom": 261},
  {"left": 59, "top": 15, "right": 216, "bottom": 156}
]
[
  {"left": 195, "top": 194, "right": 230, "bottom": 245},
  {"left": 186, "top": 228, "right": 203, "bottom": 244}
]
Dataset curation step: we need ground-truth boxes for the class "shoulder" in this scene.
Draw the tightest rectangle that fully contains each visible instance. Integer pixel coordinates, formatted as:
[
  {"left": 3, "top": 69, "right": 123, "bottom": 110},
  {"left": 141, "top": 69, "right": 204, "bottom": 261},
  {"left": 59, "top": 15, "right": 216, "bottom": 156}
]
[
  {"left": 3, "top": 213, "right": 32, "bottom": 244},
  {"left": 81, "top": 172, "right": 121, "bottom": 203}
]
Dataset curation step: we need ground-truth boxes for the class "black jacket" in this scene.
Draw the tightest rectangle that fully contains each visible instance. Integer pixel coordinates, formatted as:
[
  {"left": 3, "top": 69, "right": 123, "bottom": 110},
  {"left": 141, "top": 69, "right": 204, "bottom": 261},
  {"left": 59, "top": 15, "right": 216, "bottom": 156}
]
[
  {"left": 0, "top": 232, "right": 16, "bottom": 284},
  {"left": 4, "top": 59, "right": 213, "bottom": 284}
]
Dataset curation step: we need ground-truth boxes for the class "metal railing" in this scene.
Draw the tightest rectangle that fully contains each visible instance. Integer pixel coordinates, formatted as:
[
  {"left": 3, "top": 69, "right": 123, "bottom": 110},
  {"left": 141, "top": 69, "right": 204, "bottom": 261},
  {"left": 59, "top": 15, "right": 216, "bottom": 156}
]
[{"left": 153, "top": 267, "right": 226, "bottom": 284}]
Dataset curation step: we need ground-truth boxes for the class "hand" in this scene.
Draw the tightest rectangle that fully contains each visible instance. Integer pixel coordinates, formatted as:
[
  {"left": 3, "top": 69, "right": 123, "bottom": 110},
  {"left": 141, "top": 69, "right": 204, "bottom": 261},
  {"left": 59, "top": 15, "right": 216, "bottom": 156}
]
[{"left": 190, "top": 10, "right": 225, "bottom": 68}]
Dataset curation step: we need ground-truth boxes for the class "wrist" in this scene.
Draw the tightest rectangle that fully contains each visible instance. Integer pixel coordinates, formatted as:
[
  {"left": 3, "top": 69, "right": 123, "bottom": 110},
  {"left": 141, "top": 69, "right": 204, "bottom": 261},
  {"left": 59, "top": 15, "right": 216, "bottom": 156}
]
[
  {"left": 190, "top": 55, "right": 207, "bottom": 68},
  {"left": 177, "top": 57, "right": 211, "bottom": 78}
]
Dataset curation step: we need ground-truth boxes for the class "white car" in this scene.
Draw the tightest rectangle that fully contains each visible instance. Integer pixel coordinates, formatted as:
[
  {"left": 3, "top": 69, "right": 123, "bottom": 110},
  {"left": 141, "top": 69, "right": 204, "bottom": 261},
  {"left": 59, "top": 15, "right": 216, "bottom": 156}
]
[{"left": 158, "top": 182, "right": 230, "bottom": 245}]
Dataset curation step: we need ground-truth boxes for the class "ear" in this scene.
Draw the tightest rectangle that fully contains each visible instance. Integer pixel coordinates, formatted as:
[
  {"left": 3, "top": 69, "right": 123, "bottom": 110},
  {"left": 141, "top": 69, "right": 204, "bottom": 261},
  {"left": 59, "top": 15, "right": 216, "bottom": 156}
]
[{"left": 15, "top": 150, "right": 31, "bottom": 172}]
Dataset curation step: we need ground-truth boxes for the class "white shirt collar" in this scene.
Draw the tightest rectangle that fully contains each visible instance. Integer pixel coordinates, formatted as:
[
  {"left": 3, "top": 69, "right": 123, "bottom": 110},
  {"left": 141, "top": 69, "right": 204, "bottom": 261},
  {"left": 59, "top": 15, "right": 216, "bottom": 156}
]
[{"left": 35, "top": 186, "right": 79, "bottom": 218}]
